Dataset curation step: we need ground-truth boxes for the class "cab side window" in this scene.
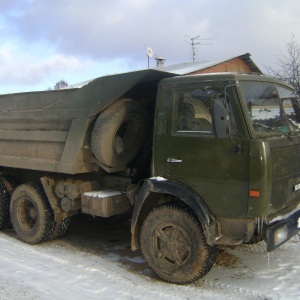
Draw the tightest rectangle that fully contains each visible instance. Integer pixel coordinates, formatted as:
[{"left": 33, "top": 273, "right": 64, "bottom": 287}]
[{"left": 176, "top": 89, "right": 213, "bottom": 134}]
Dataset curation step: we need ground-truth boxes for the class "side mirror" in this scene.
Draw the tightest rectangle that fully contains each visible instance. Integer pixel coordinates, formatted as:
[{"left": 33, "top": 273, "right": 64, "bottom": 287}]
[{"left": 213, "top": 99, "right": 228, "bottom": 138}]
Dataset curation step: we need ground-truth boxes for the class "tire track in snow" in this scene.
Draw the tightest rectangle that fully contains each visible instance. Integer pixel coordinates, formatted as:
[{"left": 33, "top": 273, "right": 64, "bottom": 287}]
[{"left": 200, "top": 279, "right": 279, "bottom": 300}]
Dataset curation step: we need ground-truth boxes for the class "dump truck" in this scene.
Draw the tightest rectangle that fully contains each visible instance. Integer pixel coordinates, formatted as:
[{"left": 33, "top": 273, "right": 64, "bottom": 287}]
[{"left": 0, "top": 70, "right": 300, "bottom": 284}]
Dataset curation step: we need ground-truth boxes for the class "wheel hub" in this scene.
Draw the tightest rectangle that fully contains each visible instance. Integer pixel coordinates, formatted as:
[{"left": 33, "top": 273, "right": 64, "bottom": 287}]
[
  {"left": 29, "top": 207, "right": 36, "bottom": 220},
  {"left": 154, "top": 222, "right": 191, "bottom": 267},
  {"left": 167, "top": 241, "right": 176, "bottom": 251},
  {"left": 17, "top": 197, "right": 37, "bottom": 231}
]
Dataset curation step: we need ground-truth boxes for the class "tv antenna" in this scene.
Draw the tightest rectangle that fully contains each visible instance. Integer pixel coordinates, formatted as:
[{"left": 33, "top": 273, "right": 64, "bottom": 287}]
[
  {"left": 147, "top": 47, "right": 154, "bottom": 68},
  {"left": 185, "top": 35, "right": 213, "bottom": 62}
]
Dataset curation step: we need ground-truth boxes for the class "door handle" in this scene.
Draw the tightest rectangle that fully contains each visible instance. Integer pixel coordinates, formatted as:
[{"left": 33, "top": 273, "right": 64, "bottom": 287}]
[{"left": 167, "top": 158, "right": 182, "bottom": 163}]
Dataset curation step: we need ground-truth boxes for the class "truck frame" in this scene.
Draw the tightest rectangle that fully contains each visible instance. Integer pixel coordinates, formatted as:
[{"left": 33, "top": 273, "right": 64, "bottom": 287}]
[{"left": 0, "top": 70, "right": 300, "bottom": 284}]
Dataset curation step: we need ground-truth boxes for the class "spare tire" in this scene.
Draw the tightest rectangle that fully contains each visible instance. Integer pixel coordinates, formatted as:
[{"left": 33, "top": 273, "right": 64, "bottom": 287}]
[{"left": 91, "top": 99, "right": 148, "bottom": 168}]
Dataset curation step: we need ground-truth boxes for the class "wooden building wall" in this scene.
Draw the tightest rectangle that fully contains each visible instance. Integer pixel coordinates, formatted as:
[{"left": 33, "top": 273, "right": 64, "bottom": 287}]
[{"left": 190, "top": 57, "right": 253, "bottom": 75}]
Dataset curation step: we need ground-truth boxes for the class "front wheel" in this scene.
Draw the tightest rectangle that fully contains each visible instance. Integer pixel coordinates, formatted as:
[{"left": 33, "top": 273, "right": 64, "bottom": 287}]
[
  {"left": 140, "top": 204, "right": 217, "bottom": 284},
  {"left": 10, "top": 183, "right": 54, "bottom": 244}
]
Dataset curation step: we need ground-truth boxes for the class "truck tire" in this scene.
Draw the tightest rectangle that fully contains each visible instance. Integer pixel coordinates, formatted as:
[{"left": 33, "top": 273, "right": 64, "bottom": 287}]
[
  {"left": 91, "top": 99, "right": 148, "bottom": 168},
  {"left": 50, "top": 217, "right": 71, "bottom": 240},
  {"left": 0, "top": 181, "right": 10, "bottom": 230},
  {"left": 140, "top": 204, "right": 217, "bottom": 284},
  {"left": 10, "top": 183, "right": 54, "bottom": 244},
  {"left": 0, "top": 176, "right": 18, "bottom": 230}
]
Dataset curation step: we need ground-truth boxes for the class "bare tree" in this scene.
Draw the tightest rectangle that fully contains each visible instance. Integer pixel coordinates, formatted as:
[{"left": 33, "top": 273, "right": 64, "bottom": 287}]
[
  {"left": 267, "top": 34, "right": 300, "bottom": 95},
  {"left": 54, "top": 80, "right": 68, "bottom": 90}
]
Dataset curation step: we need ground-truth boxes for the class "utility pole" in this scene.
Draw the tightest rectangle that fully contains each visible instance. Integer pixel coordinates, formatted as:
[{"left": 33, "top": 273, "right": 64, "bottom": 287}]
[{"left": 185, "top": 35, "right": 213, "bottom": 62}]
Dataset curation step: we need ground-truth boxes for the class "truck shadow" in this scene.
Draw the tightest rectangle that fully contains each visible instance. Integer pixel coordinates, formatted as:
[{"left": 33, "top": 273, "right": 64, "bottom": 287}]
[
  {"left": 60, "top": 215, "right": 242, "bottom": 280},
  {"left": 59, "top": 214, "right": 153, "bottom": 278}
]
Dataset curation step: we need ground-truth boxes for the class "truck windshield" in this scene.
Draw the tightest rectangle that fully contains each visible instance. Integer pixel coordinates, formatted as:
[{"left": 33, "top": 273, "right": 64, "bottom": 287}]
[{"left": 240, "top": 82, "right": 300, "bottom": 136}]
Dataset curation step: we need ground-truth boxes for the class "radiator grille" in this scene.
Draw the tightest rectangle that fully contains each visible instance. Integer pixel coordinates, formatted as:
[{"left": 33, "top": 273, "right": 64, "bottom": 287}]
[
  {"left": 270, "top": 144, "right": 300, "bottom": 209},
  {"left": 271, "top": 144, "right": 300, "bottom": 180}
]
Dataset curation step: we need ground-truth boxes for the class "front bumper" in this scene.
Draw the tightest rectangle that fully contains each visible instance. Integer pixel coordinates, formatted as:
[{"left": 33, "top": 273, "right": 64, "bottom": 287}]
[{"left": 266, "top": 208, "right": 300, "bottom": 252}]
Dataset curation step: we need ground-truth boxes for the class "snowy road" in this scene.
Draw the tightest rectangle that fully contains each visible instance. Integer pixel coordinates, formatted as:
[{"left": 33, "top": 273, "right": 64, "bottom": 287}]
[{"left": 0, "top": 215, "right": 300, "bottom": 300}]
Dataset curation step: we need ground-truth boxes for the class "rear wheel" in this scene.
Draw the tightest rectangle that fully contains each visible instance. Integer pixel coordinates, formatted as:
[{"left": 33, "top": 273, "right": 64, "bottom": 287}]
[
  {"left": 0, "top": 176, "right": 18, "bottom": 230},
  {"left": 140, "top": 204, "right": 217, "bottom": 284},
  {"left": 0, "top": 181, "right": 10, "bottom": 230},
  {"left": 10, "top": 183, "right": 54, "bottom": 244},
  {"left": 50, "top": 217, "right": 71, "bottom": 240}
]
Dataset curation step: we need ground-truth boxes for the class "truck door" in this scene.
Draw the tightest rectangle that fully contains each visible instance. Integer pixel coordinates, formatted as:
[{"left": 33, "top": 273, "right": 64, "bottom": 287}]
[{"left": 153, "top": 83, "right": 250, "bottom": 217}]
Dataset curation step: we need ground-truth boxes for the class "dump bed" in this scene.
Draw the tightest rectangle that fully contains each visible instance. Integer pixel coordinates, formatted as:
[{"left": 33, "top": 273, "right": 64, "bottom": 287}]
[{"left": 0, "top": 70, "right": 174, "bottom": 174}]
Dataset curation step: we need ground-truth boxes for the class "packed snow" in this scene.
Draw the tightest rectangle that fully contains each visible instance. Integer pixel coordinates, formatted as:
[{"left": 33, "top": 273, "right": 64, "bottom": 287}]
[{"left": 0, "top": 215, "right": 300, "bottom": 300}]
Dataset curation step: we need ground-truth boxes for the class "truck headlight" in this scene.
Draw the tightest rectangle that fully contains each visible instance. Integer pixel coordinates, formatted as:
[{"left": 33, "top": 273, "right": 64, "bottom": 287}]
[{"left": 274, "top": 225, "right": 288, "bottom": 246}]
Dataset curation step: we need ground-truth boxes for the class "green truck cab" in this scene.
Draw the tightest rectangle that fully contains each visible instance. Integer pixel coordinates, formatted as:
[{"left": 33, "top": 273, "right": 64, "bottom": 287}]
[
  {"left": 131, "top": 73, "right": 300, "bottom": 283},
  {"left": 0, "top": 71, "right": 299, "bottom": 285}
]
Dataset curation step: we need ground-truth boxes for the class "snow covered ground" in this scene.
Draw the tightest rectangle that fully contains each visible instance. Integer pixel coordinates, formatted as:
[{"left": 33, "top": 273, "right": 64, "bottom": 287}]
[{"left": 0, "top": 215, "right": 300, "bottom": 300}]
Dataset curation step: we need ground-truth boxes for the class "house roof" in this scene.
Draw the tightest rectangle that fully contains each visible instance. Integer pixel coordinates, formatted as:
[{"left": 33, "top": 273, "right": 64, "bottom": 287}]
[
  {"left": 156, "top": 53, "right": 262, "bottom": 75},
  {"left": 68, "top": 54, "right": 262, "bottom": 90}
]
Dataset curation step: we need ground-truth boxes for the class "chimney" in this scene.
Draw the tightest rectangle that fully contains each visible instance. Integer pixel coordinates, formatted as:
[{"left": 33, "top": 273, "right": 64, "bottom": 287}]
[{"left": 155, "top": 56, "right": 165, "bottom": 68}]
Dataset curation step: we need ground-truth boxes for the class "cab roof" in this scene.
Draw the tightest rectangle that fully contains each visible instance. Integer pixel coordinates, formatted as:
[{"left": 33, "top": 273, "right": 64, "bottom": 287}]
[{"left": 159, "top": 72, "right": 294, "bottom": 90}]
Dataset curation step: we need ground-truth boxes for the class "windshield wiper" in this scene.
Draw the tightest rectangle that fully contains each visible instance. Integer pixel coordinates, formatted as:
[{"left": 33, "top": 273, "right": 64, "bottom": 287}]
[
  {"left": 253, "top": 122, "right": 276, "bottom": 131},
  {"left": 254, "top": 122, "right": 293, "bottom": 139},
  {"left": 289, "top": 118, "right": 300, "bottom": 130}
]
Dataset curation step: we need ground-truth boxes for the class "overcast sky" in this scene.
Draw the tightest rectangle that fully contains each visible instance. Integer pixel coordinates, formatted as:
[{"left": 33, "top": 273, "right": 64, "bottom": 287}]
[{"left": 1, "top": 0, "right": 300, "bottom": 94}]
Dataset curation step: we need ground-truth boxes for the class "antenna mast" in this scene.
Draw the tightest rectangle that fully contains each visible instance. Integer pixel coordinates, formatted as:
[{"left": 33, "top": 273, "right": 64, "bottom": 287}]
[{"left": 185, "top": 35, "right": 213, "bottom": 62}]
